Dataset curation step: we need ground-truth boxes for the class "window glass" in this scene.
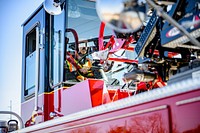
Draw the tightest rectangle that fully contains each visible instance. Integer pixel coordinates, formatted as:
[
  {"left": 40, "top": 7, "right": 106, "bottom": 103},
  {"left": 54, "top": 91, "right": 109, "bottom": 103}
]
[
  {"left": 67, "top": 0, "right": 112, "bottom": 44},
  {"left": 51, "top": 12, "right": 65, "bottom": 86},
  {"left": 25, "top": 28, "right": 37, "bottom": 96},
  {"left": 26, "top": 29, "right": 36, "bottom": 57},
  {"left": 65, "top": 0, "right": 115, "bottom": 83}
]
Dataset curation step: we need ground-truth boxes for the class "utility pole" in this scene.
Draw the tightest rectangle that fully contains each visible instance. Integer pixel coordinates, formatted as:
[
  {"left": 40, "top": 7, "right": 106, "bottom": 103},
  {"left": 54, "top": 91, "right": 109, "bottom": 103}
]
[{"left": 8, "top": 100, "right": 12, "bottom": 119}]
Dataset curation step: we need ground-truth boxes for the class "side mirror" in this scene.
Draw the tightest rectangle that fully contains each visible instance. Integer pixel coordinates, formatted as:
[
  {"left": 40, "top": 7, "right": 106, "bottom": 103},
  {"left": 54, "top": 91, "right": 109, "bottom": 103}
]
[
  {"left": 96, "top": 0, "right": 147, "bottom": 33},
  {"left": 43, "top": 0, "right": 65, "bottom": 15}
]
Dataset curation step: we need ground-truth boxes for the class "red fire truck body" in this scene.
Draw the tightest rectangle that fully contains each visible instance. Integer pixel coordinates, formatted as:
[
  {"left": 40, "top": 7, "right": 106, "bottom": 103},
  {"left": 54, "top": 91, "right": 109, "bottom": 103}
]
[
  {"left": 18, "top": 79, "right": 200, "bottom": 133},
  {"left": 1, "top": 0, "right": 200, "bottom": 133}
]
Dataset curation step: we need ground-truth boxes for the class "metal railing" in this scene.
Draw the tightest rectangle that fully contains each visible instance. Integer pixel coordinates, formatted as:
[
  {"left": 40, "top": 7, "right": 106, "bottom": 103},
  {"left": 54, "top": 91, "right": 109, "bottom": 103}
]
[{"left": 0, "top": 111, "right": 24, "bottom": 129}]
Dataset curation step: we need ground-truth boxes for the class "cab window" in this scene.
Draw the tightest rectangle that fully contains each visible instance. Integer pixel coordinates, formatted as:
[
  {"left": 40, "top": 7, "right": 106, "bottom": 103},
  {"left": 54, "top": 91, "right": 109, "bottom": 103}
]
[
  {"left": 25, "top": 28, "right": 37, "bottom": 96},
  {"left": 65, "top": 0, "right": 113, "bottom": 82}
]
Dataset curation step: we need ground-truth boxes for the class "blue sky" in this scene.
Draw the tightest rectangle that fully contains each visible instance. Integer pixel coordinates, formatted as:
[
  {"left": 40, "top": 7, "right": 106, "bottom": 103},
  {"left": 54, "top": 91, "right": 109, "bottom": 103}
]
[{"left": 0, "top": 0, "right": 43, "bottom": 120}]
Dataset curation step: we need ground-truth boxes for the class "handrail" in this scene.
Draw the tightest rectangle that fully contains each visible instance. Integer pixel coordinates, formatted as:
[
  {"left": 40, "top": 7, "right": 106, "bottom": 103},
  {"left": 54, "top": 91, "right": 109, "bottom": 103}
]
[
  {"left": 35, "top": 26, "right": 40, "bottom": 111},
  {"left": 0, "top": 111, "right": 24, "bottom": 129}
]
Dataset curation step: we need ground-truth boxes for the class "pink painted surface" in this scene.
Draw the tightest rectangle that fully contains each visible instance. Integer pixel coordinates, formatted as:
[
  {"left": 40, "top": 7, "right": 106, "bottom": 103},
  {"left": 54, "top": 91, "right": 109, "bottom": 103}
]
[{"left": 21, "top": 80, "right": 200, "bottom": 133}]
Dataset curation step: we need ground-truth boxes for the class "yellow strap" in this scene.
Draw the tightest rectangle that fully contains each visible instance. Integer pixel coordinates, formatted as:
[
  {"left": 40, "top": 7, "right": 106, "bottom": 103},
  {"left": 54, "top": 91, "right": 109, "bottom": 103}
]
[
  {"left": 66, "top": 60, "right": 73, "bottom": 72},
  {"left": 87, "top": 59, "right": 92, "bottom": 67},
  {"left": 83, "top": 58, "right": 92, "bottom": 67}
]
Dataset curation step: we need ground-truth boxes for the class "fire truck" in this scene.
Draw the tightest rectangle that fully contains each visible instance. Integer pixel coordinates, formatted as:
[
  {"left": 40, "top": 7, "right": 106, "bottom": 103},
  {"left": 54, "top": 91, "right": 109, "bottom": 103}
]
[{"left": 1, "top": 0, "right": 200, "bottom": 132}]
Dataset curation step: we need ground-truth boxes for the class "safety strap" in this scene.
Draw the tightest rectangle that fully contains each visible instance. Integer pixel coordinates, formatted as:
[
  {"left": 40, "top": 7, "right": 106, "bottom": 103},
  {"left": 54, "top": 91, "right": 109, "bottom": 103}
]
[{"left": 66, "top": 52, "right": 94, "bottom": 78}]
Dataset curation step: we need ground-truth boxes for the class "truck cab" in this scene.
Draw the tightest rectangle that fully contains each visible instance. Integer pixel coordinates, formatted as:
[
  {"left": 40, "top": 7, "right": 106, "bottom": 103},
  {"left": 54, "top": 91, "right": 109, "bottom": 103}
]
[{"left": 21, "top": 0, "right": 128, "bottom": 126}]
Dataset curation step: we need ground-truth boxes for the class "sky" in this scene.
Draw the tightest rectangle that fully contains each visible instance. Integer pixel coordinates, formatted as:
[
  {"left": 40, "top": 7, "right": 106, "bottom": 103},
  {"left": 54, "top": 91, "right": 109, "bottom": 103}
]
[{"left": 0, "top": 0, "right": 43, "bottom": 121}]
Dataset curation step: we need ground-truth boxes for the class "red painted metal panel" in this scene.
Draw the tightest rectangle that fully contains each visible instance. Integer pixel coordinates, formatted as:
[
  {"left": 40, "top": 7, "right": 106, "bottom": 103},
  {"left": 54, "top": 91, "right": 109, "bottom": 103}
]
[
  {"left": 20, "top": 80, "right": 200, "bottom": 133},
  {"left": 51, "top": 80, "right": 93, "bottom": 116},
  {"left": 32, "top": 89, "right": 199, "bottom": 133},
  {"left": 173, "top": 91, "right": 200, "bottom": 133},
  {"left": 21, "top": 100, "right": 170, "bottom": 133},
  {"left": 89, "top": 79, "right": 110, "bottom": 106},
  {"left": 22, "top": 79, "right": 109, "bottom": 127},
  {"left": 51, "top": 79, "right": 110, "bottom": 115},
  {"left": 108, "top": 89, "right": 132, "bottom": 101}
]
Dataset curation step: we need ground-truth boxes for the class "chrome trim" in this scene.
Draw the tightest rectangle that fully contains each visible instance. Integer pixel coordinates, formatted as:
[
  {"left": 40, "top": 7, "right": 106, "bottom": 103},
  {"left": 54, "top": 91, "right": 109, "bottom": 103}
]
[
  {"left": 176, "top": 96, "right": 200, "bottom": 106},
  {"left": 17, "top": 105, "right": 167, "bottom": 133},
  {"left": 34, "top": 26, "right": 40, "bottom": 111},
  {"left": 48, "top": 105, "right": 168, "bottom": 132}
]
